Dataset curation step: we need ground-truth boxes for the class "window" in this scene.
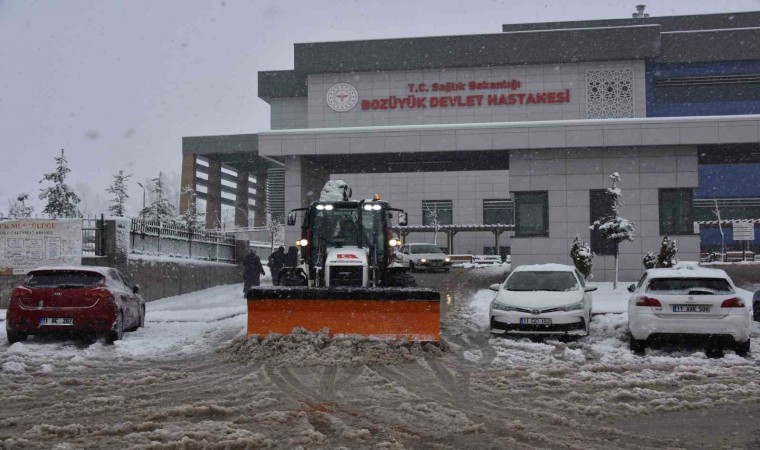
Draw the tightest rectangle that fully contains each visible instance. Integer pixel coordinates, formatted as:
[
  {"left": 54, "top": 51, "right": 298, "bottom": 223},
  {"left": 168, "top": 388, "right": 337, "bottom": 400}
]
[
  {"left": 659, "top": 189, "right": 694, "bottom": 235},
  {"left": 483, "top": 199, "right": 514, "bottom": 225},
  {"left": 589, "top": 189, "right": 617, "bottom": 255},
  {"left": 514, "top": 192, "right": 548, "bottom": 237},
  {"left": 422, "top": 200, "right": 453, "bottom": 225}
]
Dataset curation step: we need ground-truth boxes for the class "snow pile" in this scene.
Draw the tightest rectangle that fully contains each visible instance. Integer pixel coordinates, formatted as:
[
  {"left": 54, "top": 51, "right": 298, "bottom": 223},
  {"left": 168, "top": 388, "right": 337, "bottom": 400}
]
[
  {"left": 220, "top": 328, "right": 444, "bottom": 366},
  {"left": 319, "top": 180, "right": 352, "bottom": 201}
]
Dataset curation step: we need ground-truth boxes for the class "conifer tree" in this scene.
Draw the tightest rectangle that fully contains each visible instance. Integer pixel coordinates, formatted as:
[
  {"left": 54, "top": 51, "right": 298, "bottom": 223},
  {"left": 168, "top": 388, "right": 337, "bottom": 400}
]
[
  {"left": 570, "top": 235, "right": 594, "bottom": 280},
  {"left": 590, "top": 172, "right": 635, "bottom": 289},
  {"left": 39, "top": 149, "right": 80, "bottom": 218},
  {"left": 655, "top": 236, "right": 679, "bottom": 268},
  {"left": 179, "top": 185, "right": 202, "bottom": 230},
  {"left": 106, "top": 170, "right": 131, "bottom": 217},
  {"left": 139, "top": 172, "right": 176, "bottom": 222}
]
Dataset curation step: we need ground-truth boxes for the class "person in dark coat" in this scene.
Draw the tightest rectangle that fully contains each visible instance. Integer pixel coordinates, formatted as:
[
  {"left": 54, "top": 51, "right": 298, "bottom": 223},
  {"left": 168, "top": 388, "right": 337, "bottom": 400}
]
[
  {"left": 243, "top": 250, "right": 265, "bottom": 295},
  {"left": 268, "top": 246, "right": 285, "bottom": 286},
  {"left": 283, "top": 246, "right": 299, "bottom": 268}
]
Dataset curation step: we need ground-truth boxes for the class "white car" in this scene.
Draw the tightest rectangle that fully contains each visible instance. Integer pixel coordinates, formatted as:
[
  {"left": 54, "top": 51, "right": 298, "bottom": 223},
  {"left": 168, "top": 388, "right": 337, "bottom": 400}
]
[
  {"left": 627, "top": 266, "right": 751, "bottom": 356},
  {"left": 395, "top": 243, "right": 451, "bottom": 272},
  {"left": 489, "top": 264, "right": 596, "bottom": 337}
]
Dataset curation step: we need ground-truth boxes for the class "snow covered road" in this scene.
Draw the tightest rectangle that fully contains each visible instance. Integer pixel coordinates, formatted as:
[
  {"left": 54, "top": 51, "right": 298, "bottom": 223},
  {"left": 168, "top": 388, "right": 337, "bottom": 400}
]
[{"left": 2, "top": 268, "right": 760, "bottom": 448}]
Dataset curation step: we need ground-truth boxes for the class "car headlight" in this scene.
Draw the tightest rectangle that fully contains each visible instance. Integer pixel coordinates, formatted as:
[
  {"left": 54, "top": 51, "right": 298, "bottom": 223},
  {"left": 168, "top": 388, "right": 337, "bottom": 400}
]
[
  {"left": 444, "top": 257, "right": 451, "bottom": 262},
  {"left": 556, "top": 301, "right": 584, "bottom": 312},
  {"left": 420, "top": 258, "right": 427, "bottom": 263},
  {"left": 491, "top": 300, "right": 519, "bottom": 312}
]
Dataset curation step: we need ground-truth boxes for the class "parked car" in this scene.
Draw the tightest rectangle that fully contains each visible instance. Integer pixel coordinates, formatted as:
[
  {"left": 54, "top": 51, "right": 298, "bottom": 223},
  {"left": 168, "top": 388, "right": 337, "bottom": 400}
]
[
  {"left": 488, "top": 264, "right": 596, "bottom": 337},
  {"left": 754, "top": 290, "right": 760, "bottom": 322},
  {"left": 627, "top": 266, "right": 751, "bottom": 356},
  {"left": 395, "top": 243, "right": 451, "bottom": 272},
  {"left": 6, "top": 266, "right": 145, "bottom": 345}
]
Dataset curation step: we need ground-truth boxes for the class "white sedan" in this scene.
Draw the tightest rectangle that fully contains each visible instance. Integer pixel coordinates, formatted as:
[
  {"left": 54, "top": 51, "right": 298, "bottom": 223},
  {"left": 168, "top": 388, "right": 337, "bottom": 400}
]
[
  {"left": 395, "top": 243, "right": 451, "bottom": 272},
  {"left": 627, "top": 266, "right": 751, "bottom": 356},
  {"left": 489, "top": 264, "right": 596, "bottom": 337}
]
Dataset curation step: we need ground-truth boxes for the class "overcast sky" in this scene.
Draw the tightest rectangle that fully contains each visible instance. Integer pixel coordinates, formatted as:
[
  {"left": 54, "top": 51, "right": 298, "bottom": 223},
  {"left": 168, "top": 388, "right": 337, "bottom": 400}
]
[{"left": 2, "top": 0, "right": 759, "bottom": 216}]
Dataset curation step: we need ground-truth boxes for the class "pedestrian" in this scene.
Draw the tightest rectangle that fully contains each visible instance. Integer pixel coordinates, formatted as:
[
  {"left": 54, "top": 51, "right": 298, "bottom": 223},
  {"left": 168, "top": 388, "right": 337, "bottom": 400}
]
[
  {"left": 268, "top": 246, "right": 285, "bottom": 286},
  {"left": 284, "top": 246, "right": 299, "bottom": 268},
  {"left": 243, "top": 249, "right": 265, "bottom": 296}
]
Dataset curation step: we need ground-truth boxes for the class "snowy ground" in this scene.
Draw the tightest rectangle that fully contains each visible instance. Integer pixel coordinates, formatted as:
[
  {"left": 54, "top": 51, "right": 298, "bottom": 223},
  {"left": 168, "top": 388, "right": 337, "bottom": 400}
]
[{"left": 2, "top": 268, "right": 760, "bottom": 448}]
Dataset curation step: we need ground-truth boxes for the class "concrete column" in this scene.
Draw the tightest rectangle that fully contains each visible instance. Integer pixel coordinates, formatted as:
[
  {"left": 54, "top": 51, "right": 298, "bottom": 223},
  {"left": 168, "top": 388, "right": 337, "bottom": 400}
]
[
  {"left": 179, "top": 153, "right": 196, "bottom": 218},
  {"left": 235, "top": 170, "right": 250, "bottom": 228},
  {"left": 284, "top": 156, "right": 330, "bottom": 245},
  {"left": 205, "top": 159, "right": 222, "bottom": 230},
  {"left": 253, "top": 170, "right": 268, "bottom": 227}
]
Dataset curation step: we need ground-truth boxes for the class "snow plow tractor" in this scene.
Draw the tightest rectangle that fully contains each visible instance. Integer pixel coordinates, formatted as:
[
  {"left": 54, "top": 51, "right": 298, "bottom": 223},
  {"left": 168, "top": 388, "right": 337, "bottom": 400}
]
[{"left": 246, "top": 181, "right": 441, "bottom": 342}]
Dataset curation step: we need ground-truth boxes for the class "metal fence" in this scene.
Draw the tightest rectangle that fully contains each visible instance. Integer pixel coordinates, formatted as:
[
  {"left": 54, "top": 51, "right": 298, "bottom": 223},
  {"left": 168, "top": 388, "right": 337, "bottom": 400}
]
[
  {"left": 82, "top": 216, "right": 101, "bottom": 256},
  {"left": 130, "top": 218, "right": 236, "bottom": 262}
]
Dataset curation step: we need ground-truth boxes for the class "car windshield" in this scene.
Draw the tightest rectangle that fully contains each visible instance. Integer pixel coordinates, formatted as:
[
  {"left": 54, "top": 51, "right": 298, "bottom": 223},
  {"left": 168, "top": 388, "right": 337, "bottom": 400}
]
[
  {"left": 646, "top": 277, "right": 734, "bottom": 294},
  {"left": 25, "top": 271, "right": 104, "bottom": 288},
  {"left": 411, "top": 245, "right": 442, "bottom": 254},
  {"left": 505, "top": 271, "right": 578, "bottom": 291}
]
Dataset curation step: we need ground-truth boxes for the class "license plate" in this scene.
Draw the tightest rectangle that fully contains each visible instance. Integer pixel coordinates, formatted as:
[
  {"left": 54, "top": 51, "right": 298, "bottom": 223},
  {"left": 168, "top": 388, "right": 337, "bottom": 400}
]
[
  {"left": 672, "top": 305, "right": 711, "bottom": 313},
  {"left": 39, "top": 317, "right": 74, "bottom": 326},
  {"left": 520, "top": 318, "right": 552, "bottom": 325}
]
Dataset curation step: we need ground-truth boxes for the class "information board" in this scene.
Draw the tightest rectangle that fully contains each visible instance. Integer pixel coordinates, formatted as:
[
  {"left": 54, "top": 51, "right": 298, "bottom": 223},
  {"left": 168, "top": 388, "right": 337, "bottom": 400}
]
[
  {"left": 0, "top": 219, "right": 83, "bottom": 275},
  {"left": 733, "top": 222, "right": 756, "bottom": 241}
]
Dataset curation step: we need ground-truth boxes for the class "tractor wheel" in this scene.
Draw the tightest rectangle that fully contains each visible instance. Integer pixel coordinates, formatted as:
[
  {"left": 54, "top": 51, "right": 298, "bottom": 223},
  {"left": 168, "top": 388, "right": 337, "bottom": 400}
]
[
  {"left": 279, "top": 270, "right": 308, "bottom": 287},
  {"left": 389, "top": 272, "right": 417, "bottom": 288}
]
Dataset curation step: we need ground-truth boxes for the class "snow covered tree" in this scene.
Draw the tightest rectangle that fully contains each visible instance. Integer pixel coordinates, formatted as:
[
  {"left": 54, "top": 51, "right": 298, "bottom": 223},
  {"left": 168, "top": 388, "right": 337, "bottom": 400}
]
[
  {"left": 570, "top": 235, "right": 594, "bottom": 280},
  {"left": 139, "top": 172, "right": 176, "bottom": 222},
  {"left": 8, "top": 193, "right": 34, "bottom": 218},
  {"left": 106, "top": 170, "right": 131, "bottom": 217},
  {"left": 590, "top": 172, "right": 635, "bottom": 289},
  {"left": 656, "top": 236, "right": 679, "bottom": 268},
  {"left": 712, "top": 199, "right": 725, "bottom": 261},
  {"left": 642, "top": 251, "right": 657, "bottom": 269},
  {"left": 570, "top": 235, "right": 593, "bottom": 279},
  {"left": 267, "top": 214, "right": 285, "bottom": 252},
  {"left": 38, "top": 149, "right": 80, "bottom": 218},
  {"left": 179, "top": 185, "right": 203, "bottom": 230}
]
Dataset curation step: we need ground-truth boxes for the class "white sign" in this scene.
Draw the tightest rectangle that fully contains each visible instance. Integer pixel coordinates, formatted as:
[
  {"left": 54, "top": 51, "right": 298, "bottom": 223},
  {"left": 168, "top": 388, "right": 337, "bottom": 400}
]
[
  {"left": 693, "top": 222, "right": 700, "bottom": 234},
  {"left": 0, "top": 219, "right": 83, "bottom": 275},
  {"left": 733, "top": 222, "right": 755, "bottom": 241}
]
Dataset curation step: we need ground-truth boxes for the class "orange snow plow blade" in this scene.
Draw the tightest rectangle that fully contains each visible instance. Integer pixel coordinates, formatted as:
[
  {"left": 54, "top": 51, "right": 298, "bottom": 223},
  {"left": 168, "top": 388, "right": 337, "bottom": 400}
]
[{"left": 247, "top": 287, "right": 440, "bottom": 342}]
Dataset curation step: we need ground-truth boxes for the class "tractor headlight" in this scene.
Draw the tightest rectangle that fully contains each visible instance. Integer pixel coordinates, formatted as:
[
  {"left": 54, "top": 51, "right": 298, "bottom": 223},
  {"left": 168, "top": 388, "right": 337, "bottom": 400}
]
[
  {"left": 324, "top": 204, "right": 334, "bottom": 211},
  {"left": 297, "top": 239, "right": 308, "bottom": 247},
  {"left": 557, "top": 301, "right": 584, "bottom": 312}
]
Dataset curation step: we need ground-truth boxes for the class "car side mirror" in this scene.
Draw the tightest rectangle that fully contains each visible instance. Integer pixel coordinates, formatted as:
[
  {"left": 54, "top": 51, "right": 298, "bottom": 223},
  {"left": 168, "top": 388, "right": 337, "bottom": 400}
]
[
  {"left": 584, "top": 286, "right": 598, "bottom": 292},
  {"left": 286, "top": 212, "right": 297, "bottom": 226},
  {"left": 627, "top": 284, "right": 636, "bottom": 293},
  {"left": 398, "top": 211, "right": 408, "bottom": 227},
  {"left": 489, "top": 283, "right": 500, "bottom": 292},
  {"left": 132, "top": 284, "right": 140, "bottom": 294}
]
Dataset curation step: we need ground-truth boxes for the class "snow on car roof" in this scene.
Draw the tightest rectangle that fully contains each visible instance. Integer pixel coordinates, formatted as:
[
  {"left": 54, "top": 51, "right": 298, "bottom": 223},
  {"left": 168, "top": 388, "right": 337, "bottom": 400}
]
[
  {"left": 513, "top": 263, "right": 575, "bottom": 272},
  {"left": 27, "top": 266, "right": 112, "bottom": 276},
  {"left": 645, "top": 264, "right": 730, "bottom": 279}
]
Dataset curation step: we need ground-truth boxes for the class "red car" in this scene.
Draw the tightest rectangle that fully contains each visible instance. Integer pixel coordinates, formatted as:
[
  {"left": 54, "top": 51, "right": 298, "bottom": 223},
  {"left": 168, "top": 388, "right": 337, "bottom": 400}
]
[{"left": 5, "top": 266, "right": 145, "bottom": 345}]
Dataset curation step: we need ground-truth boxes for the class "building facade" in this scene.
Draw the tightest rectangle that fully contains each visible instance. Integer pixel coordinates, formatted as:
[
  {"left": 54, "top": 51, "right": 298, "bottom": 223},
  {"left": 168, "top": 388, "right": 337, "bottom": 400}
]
[{"left": 182, "top": 10, "right": 760, "bottom": 281}]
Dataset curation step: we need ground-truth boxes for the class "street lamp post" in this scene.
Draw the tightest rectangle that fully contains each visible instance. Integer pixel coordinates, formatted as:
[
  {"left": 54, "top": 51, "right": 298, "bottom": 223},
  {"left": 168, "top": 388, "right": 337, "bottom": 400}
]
[{"left": 136, "top": 182, "right": 146, "bottom": 218}]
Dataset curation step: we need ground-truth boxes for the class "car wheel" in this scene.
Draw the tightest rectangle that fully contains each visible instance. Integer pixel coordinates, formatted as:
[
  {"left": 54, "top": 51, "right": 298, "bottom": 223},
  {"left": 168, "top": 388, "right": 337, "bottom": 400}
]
[
  {"left": 7, "top": 331, "right": 27, "bottom": 345},
  {"left": 138, "top": 305, "right": 145, "bottom": 329},
  {"left": 410, "top": 262, "right": 416, "bottom": 273},
  {"left": 629, "top": 335, "right": 646, "bottom": 354},
  {"left": 443, "top": 268, "right": 450, "bottom": 273},
  {"left": 105, "top": 312, "right": 124, "bottom": 344},
  {"left": 754, "top": 302, "right": 760, "bottom": 322},
  {"left": 735, "top": 339, "right": 751, "bottom": 357}
]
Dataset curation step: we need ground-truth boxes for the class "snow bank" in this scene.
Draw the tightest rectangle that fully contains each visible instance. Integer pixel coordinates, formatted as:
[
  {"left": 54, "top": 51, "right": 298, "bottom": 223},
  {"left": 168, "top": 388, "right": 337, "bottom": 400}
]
[{"left": 220, "top": 328, "right": 444, "bottom": 366}]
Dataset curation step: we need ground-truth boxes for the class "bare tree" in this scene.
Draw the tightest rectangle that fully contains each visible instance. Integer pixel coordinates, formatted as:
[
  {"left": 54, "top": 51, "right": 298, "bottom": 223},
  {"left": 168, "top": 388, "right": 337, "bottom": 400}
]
[
  {"left": 8, "top": 193, "right": 34, "bottom": 218},
  {"left": 424, "top": 203, "right": 442, "bottom": 248},
  {"left": 267, "top": 214, "right": 285, "bottom": 252},
  {"left": 712, "top": 199, "right": 725, "bottom": 261}
]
